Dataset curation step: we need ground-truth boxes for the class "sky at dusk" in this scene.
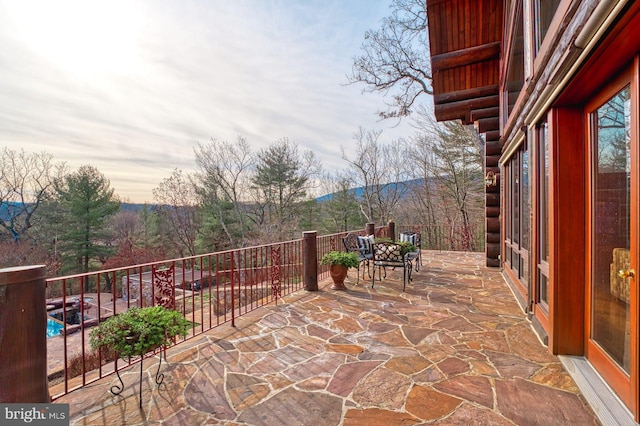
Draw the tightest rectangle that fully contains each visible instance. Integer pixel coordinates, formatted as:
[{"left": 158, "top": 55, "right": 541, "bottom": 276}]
[{"left": 0, "top": 0, "right": 419, "bottom": 203}]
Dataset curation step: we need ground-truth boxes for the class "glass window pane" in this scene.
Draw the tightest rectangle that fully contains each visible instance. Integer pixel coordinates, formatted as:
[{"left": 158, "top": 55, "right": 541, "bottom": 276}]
[
  {"left": 540, "top": 122, "right": 549, "bottom": 261},
  {"left": 505, "top": 163, "right": 512, "bottom": 241},
  {"left": 537, "top": 121, "right": 549, "bottom": 306},
  {"left": 538, "top": 273, "right": 548, "bottom": 307},
  {"left": 513, "top": 153, "right": 520, "bottom": 245},
  {"left": 522, "top": 144, "right": 530, "bottom": 250},
  {"left": 506, "top": 2, "right": 525, "bottom": 117},
  {"left": 590, "top": 85, "right": 631, "bottom": 373},
  {"left": 534, "top": 0, "right": 561, "bottom": 54}
]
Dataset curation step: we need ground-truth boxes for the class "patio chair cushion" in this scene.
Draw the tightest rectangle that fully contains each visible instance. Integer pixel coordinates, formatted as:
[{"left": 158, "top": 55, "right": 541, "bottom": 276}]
[
  {"left": 357, "top": 236, "right": 372, "bottom": 254},
  {"left": 375, "top": 243, "right": 401, "bottom": 259},
  {"left": 399, "top": 232, "right": 416, "bottom": 245},
  {"left": 367, "top": 234, "right": 375, "bottom": 248}
]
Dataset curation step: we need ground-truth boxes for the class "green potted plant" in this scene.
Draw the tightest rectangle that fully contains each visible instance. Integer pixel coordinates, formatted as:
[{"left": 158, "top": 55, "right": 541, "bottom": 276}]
[
  {"left": 89, "top": 305, "right": 190, "bottom": 407},
  {"left": 372, "top": 237, "right": 417, "bottom": 256},
  {"left": 90, "top": 305, "right": 189, "bottom": 360},
  {"left": 321, "top": 251, "right": 360, "bottom": 290},
  {"left": 396, "top": 241, "right": 418, "bottom": 256}
]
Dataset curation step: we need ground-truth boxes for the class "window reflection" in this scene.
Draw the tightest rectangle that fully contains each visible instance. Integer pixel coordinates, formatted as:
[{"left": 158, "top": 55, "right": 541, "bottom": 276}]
[
  {"left": 534, "top": 0, "right": 561, "bottom": 54},
  {"left": 506, "top": 2, "right": 525, "bottom": 118},
  {"left": 537, "top": 121, "right": 549, "bottom": 307},
  {"left": 591, "top": 85, "right": 631, "bottom": 373}
]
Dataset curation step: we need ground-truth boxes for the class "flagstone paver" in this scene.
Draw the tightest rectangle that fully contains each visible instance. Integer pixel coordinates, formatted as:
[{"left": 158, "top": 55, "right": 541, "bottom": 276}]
[{"left": 55, "top": 251, "right": 600, "bottom": 425}]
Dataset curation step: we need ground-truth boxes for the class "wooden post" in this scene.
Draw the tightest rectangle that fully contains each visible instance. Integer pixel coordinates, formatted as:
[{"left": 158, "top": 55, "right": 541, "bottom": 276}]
[
  {"left": 388, "top": 220, "right": 396, "bottom": 241},
  {"left": 303, "top": 231, "right": 318, "bottom": 291},
  {"left": 0, "top": 265, "right": 49, "bottom": 402},
  {"left": 365, "top": 223, "right": 375, "bottom": 236}
]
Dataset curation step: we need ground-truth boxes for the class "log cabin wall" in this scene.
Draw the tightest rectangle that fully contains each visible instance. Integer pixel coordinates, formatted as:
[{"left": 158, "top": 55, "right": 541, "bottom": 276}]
[
  {"left": 426, "top": 0, "right": 503, "bottom": 267},
  {"left": 427, "top": 0, "right": 640, "bottom": 421},
  {"left": 500, "top": 0, "right": 638, "bottom": 337}
]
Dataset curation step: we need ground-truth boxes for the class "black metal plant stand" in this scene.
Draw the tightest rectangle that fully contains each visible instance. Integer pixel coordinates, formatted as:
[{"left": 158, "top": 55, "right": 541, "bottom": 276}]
[{"left": 110, "top": 348, "right": 165, "bottom": 409}]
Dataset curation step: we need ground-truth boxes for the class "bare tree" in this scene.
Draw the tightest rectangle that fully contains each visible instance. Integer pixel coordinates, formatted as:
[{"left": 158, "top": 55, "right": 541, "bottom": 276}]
[
  {"left": 194, "top": 137, "right": 253, "bottom": 247},
  {"left": 0, "top": 239, "right": 54, "bottom": 270},
  {"left": 152, "top": 169, "right": 200, "bottom": 257},
  {"left": 0, "top": 148, "right": 66, "bottom": 242},
  {"left": 101, "top": 208, "right": 165, "bottom": 270},
  {"left": 342, "top": 128, "right": 412, "bottom": 224},
  {"left": 347, "top": 0, "right": 432, "bottom": 120},
  {"left": 401, "top": 134, "right": 439, "bottom": 229},
  {"left": 411, "top": 111, "right": 485, "bottom": 250},
  {"left": 318, "top": 171, "right": 364, "bottom": 233},
  {"left": 108, "top": 210, "right": 141, "bottom": 254}
]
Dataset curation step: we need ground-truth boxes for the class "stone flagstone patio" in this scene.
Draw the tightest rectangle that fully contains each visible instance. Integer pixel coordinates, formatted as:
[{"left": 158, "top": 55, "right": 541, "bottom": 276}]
[{"left": 56, "top": 251, "right": 600, "bottom": 425}]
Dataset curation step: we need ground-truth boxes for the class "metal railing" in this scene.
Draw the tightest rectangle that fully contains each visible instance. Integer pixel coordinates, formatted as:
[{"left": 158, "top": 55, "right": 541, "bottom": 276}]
[
  {"left": 316, "top": 231, "right": 348, "bottom": 281},
  {"left": 45, "top": 221, "right": 482, "bottom": 399},
  {"left": 46, "top": 239, "right": 303, "bottom": 399},
  {"left": 395, "top": 223, "right": 485, "bottom": 252}
]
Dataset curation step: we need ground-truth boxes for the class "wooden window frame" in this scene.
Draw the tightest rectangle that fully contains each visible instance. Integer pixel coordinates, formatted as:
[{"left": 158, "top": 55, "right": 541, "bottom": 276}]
[
  {"left": 531, "top": 119, "right": 550, "bottom": 335},
  {"left": 503, "top": 143, "right": 531, "bottom": 299},
  {"left": 500, "top": 0, "right": 526, "bottom": 130},
  {"left": 584, "top": 63, "right": 638, "bottom": 416}
]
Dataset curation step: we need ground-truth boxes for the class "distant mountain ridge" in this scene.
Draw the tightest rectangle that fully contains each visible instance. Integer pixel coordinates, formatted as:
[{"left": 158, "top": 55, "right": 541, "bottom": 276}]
[
  {"left": 0, "top": 179, "right": 427, "bottom": 220},
  {"left": 315, "top": 178, "right": 426, "bottom": 202},
  {"left": 0, "top": 201, "right": 151, "bottom": 221}
]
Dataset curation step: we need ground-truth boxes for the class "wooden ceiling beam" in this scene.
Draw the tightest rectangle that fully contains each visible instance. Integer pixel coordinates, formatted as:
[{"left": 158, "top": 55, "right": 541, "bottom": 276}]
[
  {"left": 434, "top": 95, "right": 499, "bottom": 121},
  {"left": 434, "top": 84, "right": 499, "bottom": 105},
  {"left": 486, "top": 141, "right": 501, "bottom": 155},
  {"left": 431, "top": 42, "right": 501, "bottom": 72},
  {"left": 477, "top": 117, "right": 499, "bottom": 133},
  {"left": 470, "top": 107, "right": 500, "bottom": 121},
  {"left": 485, "top": 130, "right": 501, "bottom": 141},
  {"left": 426, "top": 0, "right": 449, "bottom": 6}
]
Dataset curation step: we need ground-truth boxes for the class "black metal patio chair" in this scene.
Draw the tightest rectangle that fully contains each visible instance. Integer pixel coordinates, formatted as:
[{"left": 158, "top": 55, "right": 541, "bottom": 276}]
[
  {"left": 371, "top": 241, "right": 412, "bottom": 291},
  {"left": 342, "top": 233, "right": 374, "bottom": 284},
  {"left": 399, "top": 231, "right": 422, "bottom": 272}
]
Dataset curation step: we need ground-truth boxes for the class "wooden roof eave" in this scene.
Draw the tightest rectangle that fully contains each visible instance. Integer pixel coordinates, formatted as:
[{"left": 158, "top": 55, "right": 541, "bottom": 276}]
[
  {"left": 431, "top": 54, "right": 501, "bottom": 124},
  {"left": 430, "top": 42, "right": 501, "bottom": 73},
  {"left": 426, "top": 0, "right": 503, "bottom": 127},
  {"left": 433, "top": 84, "right": 500, "bottom": 123}
]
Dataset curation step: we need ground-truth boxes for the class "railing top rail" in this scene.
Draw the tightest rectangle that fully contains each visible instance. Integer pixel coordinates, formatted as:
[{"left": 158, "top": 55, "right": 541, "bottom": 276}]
[
  {"left": 46, "top": 237, "right": 305, "bottom": 283},
  {"left": 317, "top": 231, "right": 347, "bottom": 238}
]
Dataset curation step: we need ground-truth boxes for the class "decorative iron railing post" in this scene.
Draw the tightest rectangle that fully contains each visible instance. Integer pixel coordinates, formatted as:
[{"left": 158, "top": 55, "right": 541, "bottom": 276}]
[
  {"left": 303, "top": 231, "right": 318, "bottom": 291},
  {"left": 0, "top": 265, "right": 49, "bottom": 402},
  {"left": 270, "top": 245, "right": 282, "bottom": 304}
]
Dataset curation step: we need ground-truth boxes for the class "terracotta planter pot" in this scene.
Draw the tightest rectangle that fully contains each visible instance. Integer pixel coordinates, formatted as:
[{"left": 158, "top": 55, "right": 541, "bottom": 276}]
[{"left": 330, "top": 264, "right": 349, "bottom": 290}]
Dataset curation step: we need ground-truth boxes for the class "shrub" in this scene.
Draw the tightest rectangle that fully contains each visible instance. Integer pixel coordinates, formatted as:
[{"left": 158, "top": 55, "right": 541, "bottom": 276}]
[
  {"left": 320, "top": 251, "right": 360, "bottom": 268},
  {"left": 67, "top": 346, "right": 116, "bottom": 378},
  {"left": 395, "top": 241, "right": 418, "bottom": 255},
  {"left": 89, "top": 306, "right": 189, "bottom": 360}
]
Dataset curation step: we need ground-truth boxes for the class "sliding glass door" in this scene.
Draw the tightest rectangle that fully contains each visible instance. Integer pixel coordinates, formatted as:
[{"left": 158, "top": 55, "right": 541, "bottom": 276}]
[{"left": 586, "top": 68, "right": 637, "bottom": 413}]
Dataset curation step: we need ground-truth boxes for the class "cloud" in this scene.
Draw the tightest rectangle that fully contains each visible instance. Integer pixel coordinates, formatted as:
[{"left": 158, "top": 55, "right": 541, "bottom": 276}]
[{"left": 0, "top": 0, "right": 417, "bottom": 203}]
